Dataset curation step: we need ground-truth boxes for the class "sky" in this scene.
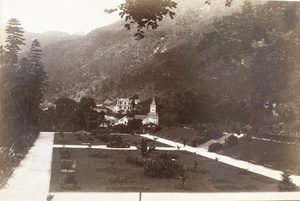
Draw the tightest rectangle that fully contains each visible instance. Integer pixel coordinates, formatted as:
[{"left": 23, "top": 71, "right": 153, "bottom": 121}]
[
  {"left": 1, "top": 0, "right": 299, "bottom": 36},
  {"left": 0, "top": 0, "right": 124, "bottom": 35}
]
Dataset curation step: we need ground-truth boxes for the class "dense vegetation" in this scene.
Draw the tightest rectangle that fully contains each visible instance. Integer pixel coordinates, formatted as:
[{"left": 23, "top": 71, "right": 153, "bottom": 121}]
[
  {"left": 0, "top": 18, "right": 47, "bottom": 186},
  {"left": 0, "top": 19, "right": 47, "bottom": 148},
  {"left": 37, "top": 1, "right": 299, "bottom": 135},
  {"left": 106, "top": 1, "right": 299, "bottom": 131}
]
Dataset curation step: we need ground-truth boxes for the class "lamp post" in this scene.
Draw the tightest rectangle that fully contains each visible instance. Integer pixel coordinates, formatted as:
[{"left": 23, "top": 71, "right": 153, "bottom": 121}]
[{"left": 139, "top": 176, "right": 143, "bottom": 201}]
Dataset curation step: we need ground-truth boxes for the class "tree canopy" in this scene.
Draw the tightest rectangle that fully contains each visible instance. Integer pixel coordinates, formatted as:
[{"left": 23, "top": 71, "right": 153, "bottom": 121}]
[
  {"left": 0, "top": 19, "right": 47, "bottom": 150},
  {"left": 198, "top": 1, "right": 299, "bottom": 125},
  {"left": 4, "top": 18, "right": 25, "bottom": 65},
  {"left": 106, "top": 0, "right": 232, "bottom": 40}
]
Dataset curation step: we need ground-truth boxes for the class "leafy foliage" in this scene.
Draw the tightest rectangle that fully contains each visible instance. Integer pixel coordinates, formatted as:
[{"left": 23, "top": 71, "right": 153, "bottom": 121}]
[
  {"left": 208, "top": 143, "right": 223, "bottom": 152},
  {"left": 127, "top": 118, "right": 143, "bottom": 130},
  {"left": 26, "top": 39, "right": 48, "bottom": 126},
  {"left": 117, "top": 0, "right": 177, "bottom": 40},
  {"left": 107, "top": 0, "right": 234, "bottom": 39},
  {"left": 198, "top": 1, "right": 300, "bottom": 126},
  {"left": 4, "top": 18, "right": 25, "bottom": 65},
  {"left": 226, "top": 135, "right": 238, "bottom": 146},
  {"left": 107, "top": 135, "right": 130, "bottom": 148},
  {"left": 77, "top": 97, "right": 97, "bottom": 130},
  {"left": 205, "top": 0, "right": 233, "bottom": 7},
  {"left": 279, "top": 171, "right": 297, "bottom": 191},
  {"left": 143, "top": 157, "right": 184, "bottom": 178},
  {"left": 55, "top": 97, "right": 80, "bottom": 131},
  {"left": 0, "top": 19, "right": 47, "bottom": 152},
  {"left": 135, "top": 138, "right": 155, "bottom": 157}
]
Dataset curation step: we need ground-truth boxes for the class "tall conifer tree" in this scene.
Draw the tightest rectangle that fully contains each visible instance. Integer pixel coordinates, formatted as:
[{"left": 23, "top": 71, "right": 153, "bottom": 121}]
[
  {"left": 0, "top": 18, "right": 26, "bottom": 146},
  {"left": 4, "top": 18, "right": 25, "bottom": 66},
  {"left": 27, "top": 39, "right": 48, "bottom": 125}
]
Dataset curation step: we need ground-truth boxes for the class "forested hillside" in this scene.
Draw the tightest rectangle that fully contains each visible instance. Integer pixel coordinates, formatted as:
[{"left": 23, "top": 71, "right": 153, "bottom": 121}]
[
  {"left": 40, "top": 1, "right": 299, "bottom": 130},
  {"left": 39, "top": 0, "right": 243, "bottom": 101}
]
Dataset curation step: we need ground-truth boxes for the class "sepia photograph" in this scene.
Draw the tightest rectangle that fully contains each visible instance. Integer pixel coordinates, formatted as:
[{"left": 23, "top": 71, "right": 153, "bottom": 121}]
[{"left": 0, "top": 0, "right": 299, "bottom": 200}]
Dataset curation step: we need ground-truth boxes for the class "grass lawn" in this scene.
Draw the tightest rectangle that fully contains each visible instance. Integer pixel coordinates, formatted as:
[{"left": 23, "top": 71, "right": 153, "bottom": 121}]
[
  {"left": 154, "top": 126, "right": 201, "bottom": 145},
  {"left": 219, "top": 137, "right": 300, "bottom": 175},
  {"left": 49, "top": 148, "right": 280, "bottom": 192},
  {"left": 54, "top": 133, "right": 172, "bottom": 147}
]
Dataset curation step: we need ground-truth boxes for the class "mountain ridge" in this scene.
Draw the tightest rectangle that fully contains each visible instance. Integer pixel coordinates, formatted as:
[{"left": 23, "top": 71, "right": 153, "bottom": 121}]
[{"left": 39, "top": 0, "right": 245, "bottom": 102}]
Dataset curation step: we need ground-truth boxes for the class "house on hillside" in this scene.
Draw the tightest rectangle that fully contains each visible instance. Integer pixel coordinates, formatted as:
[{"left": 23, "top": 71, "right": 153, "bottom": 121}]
[
  {"left": 115, "top": 98, "right": 132, "bottom": 113},
  {"left": 105, "top": 115, "right": 119, "bottom": 126},
  {"left": 113, "top": 97, "right": 159, "bottom": 126},
  {"left": 112, "top": 98, "right": 140, "bottom": 113},
  {"left": 116, "top": 116, "right": 130, "bottom": 125}
]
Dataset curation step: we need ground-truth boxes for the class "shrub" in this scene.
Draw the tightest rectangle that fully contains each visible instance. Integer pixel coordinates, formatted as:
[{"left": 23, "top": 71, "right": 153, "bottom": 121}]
[
  {"left": 90, "top": 129, "right": 99, "bottom": 135},
  {"left": 113, "top": 124, "right": 130, "bottom": 133},
  {"left": 128, "top": 119, "right": 143, "bottom": 130},
  {"left": 88, "top": 136, "right": 95, "bottom": 141},
  {"left": 190, "top": 137, "right": 207, "bottom": 147},
  {"left": 107, "top": 135, "right": 130, "bottom": 148},
  {"left": 154, "top": 126, "right": 163, "bottom": 132},
  {"left": 227, "top": 135, "right": 238, "bottom": 146},
  {"left": 205, "top": 127, "right": 223, "bottom": 139},
  {"left": 91, "top": 128, "right": 109, "bottom": 135},
  {"left": 279, "top": 171, "right": 297, "bottom": 191},
  {"left": 143, "top": 158, "right": 184, "bottom": 178},
  {"left": 208, "top": 143, "right": 223, "bottom": 152},
  {"left": 61, "top": 173, "right": 81, "bottom": 190},
  {"left": 60, "top": 159, "right": 74, "bottom": 170},
  {"left": 96, "top": 134, "right": 110, "bottom": 142}
]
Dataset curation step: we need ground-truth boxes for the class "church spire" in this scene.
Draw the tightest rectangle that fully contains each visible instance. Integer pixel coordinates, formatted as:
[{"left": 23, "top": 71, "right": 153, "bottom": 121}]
[
  {"left": 151, "top": 97, "right": 156, "bottom": 106},
  {"left": 150, "top": 97, "right": 156, "bottom": 113}
]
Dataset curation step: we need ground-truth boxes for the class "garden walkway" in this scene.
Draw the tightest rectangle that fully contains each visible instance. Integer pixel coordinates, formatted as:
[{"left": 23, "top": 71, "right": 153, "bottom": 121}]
[
  {"left": 53, "top": 144, "right": 179, "bottom": 151},
  {"left": 0, "top": 132, "right": 54, "bottom": 201},
  {"left": 1, "top": 132, "right": 300, "bottom": 201},
  {"left": 141, "top": 134, "right": 300, "bottom": 187}
]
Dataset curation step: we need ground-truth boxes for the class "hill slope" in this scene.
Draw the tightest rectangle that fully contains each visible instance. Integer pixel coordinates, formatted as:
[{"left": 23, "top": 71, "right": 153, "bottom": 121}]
[
  {"left": 39, "top": 0, "right": 244, "bottom": 101},
  {"left": 37, "top": 1, "right": 299, "bottom": 128}
]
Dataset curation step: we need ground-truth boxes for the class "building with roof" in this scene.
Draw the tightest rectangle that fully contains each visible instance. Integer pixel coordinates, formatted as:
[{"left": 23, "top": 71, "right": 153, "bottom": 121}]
[
  {"left": 113, "top": 98, "right": 140, "bottom": 113},
  {"left": 142, "top": 97, "right": 159, "bottom": 125}
]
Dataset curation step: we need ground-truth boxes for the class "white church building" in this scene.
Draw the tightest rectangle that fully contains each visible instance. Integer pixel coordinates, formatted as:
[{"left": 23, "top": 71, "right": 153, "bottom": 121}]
[
  {"left": 115, "top": 97, "right": 159, "bottom": 125},
  {"left": 142, "top": 97, "right": 159, "bottom": 125}
]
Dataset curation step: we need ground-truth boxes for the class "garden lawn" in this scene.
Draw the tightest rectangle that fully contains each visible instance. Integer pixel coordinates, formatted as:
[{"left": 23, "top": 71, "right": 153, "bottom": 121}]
[
  {"left": 219, "top": 137, "right": 300, "bottom": 175},
  {"left": 49, "top": 148, "right": 280, "bottom": 192},
  {"left": 154, "top": 126, "right": 201, "bottom": 145},
  {"left": 53, "top": 133, "right": 172, "bottom": 147}
]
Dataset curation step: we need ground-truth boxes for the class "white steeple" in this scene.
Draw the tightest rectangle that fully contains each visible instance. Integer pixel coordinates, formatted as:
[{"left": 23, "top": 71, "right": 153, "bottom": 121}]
[{"left": 150, "top": 97, "right": 156, "bottom": 113}]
